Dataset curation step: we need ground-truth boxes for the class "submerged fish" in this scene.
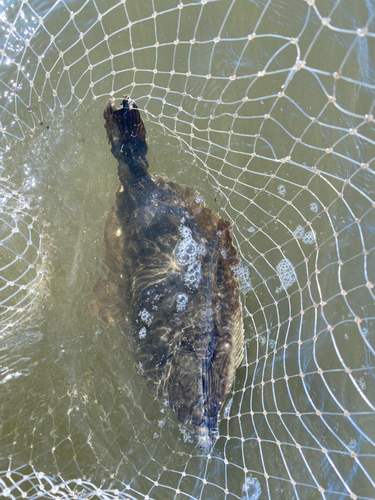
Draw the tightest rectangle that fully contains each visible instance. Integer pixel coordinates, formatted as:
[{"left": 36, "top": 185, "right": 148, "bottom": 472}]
[{"left": 91, "top": 97, "right": 244, "bottom": 448}]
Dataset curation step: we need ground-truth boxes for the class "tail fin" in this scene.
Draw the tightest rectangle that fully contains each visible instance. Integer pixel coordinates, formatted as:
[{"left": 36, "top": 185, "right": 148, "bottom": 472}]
[{"left": 104, "top": 97, "right": 148, "bottom": 177}]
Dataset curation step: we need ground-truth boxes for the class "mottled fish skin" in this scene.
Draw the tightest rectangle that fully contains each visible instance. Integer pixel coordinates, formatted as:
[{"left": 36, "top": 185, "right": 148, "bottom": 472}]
[{"left": 91, "top": 97, "right": 244, "bottom": 448}]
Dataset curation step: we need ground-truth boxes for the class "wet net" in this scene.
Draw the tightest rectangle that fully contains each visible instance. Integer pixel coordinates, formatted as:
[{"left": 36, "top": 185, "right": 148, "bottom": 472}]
[{"left": 0, "top": 0, "right": 374, "bottom": 499}]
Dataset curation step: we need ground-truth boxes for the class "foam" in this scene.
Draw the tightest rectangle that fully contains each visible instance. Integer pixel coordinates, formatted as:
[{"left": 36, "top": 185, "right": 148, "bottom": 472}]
[
  {"left": 231, "top": 265, "right": 251, "bottom": 294},
  {"left": 293, "top": 225, "right": 316, "bottom": 245},
  {"left": 276, "top": 258, "right": 297, "bottom": 292},
  {"left": 185, "top": 260, "right": 201, "bottom": 289},
  {"left": 176, "top": 293, "right": 188, "bottom": 312},
  {"left": 301, "top": 230, "right": 316, "bottom": 245},
  {"left": 139, "top": 326, "right": 147, "bottom": 339},
  {"left": 176, "top": 221, "right": 203, "bottom": 289},
  {"left": 176, "top": 234, "right": 200, "bottom": 266},
  {"left": 138, "top": 309, "right": 153, "bottom": 326}
]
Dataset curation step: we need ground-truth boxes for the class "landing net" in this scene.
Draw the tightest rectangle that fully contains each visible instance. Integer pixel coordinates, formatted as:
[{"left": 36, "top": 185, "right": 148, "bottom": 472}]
[{"left": 0, "top": 1, "right": 374, "bottom": 499}]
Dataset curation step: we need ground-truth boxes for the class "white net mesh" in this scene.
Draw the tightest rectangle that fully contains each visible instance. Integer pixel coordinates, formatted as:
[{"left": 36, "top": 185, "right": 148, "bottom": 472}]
[
  {"left": 0, "top": 182, "right": 49, "bottom": 337},
  {"left": 0, "top": 0, "right": 374, "bottom": 499}
]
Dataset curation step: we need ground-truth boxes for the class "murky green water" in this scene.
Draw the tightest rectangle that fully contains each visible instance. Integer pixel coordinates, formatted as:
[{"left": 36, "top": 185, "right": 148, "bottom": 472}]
[{"left": 0, "top": 0, "right": 374, "bottom": 499}]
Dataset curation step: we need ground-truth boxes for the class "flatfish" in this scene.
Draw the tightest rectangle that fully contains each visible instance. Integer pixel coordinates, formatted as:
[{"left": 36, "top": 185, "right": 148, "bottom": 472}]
[{"left": 90, "top": 97, "right": 244, "bottom": 448}]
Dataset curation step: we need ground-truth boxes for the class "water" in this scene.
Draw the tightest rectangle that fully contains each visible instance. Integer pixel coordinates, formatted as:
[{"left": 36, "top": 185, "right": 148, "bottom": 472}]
[{"left": 0, "top": 0, "right": 374, "bottom": 498}]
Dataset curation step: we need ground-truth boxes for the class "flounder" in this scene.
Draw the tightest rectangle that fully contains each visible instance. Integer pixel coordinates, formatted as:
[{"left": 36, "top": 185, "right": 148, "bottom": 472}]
[{"left": 90, "top": 97, "right": 244, "bottom": 448}]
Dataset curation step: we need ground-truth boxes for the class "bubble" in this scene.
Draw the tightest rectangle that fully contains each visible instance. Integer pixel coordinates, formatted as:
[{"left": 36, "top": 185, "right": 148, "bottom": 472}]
[
  {"left": 185, "top": 261, "right": 201, "bottom": 288},
  {"left": 139, "top": 309, "right": 153, "bottom": 326},
  {"left": 176, "top": 293, "right": 188, "bottom": 312},
  {"left": 258, "top": 335, "right": 266, "bottom": 346},
  {"left": 139, "top": 326, "right": 147, "bottom": 339},
  {"left": 185, "top": 243, "right": 196, "bottom": 254},
  {"left": 276, "top": 258, "right": 297, "bottom": 291},
  {"left": 358, "top": 377, "right": 366, "bottom": 390},
  {"left": 242, "top": 477, "right": 261, "bottom": 500},
  {"left": 190, "top": 261, "right": 200, "bottom": 273},
  {"left": 310, "top": 202, "right": 318, "bottom": 212},
  {"left": 231, "top": 265, "right": 251, "bottom": 294},
  {"left": 179, "top": 225, "right": 192, "bottom": 238},
  {"left": 293, "top": 225, "right": 316, "bottom": 245},
  {"left": 179, "top": 425, "right": 194, "bottom": 444},
  {"left": 302, "top": 230, "right": 316, "bottom": 245},
  {"left": 195, "top": 194, "right": 204, "bottom": 203},
  {"left": 176, "top": 250, "right": 190, "bottom": 265},
  {"left": 293, "top": 225, "right": 304, "bottom": 239},
  {"left": 277, "top": 184, "right": 286, "bottom": 197},
  {"left": 176, "top": 234, "right": 199, "bottom": 266}
]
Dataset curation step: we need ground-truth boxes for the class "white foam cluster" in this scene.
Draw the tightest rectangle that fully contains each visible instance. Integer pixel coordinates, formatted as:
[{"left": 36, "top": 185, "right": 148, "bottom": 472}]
[
  {"left": 195, "top": 194, "right": 204, "bottom": 203},
  {"left": 293, "top": 224, "right": 316, "bottom": 245},
  {"left": 276, "top": 258, "right": 297, "bottom": 292},
  {"left": 139, "top": 326, "right": 147, "bottom": 339},
  {"left": 176, "top": 293, "right": 188, "bottom": 312},
  {"left": 259, "top": 335, "right": 266, "bottom": 346},
  {"left": 185, "top": 261, "right": 201, "bottom": 289},
  {"left": 176, "top": 222, "right": 205, "bottom": 289},
  {"left": 139, "top": 309, "right": 153, "bottom": 326},
  {"left": 293, "top": 225, "right": 304, "bottom": 239},
  {"left": 277, "top": 184, "right": 286, "bottom": 197},
  {"left": 301, "top": 230, "right": 316, "bottom": 245},
  {"left": 179, "top": 424, "right": 194, "bottom": 444},
  {"left": 231, "top": 264, "right": 251, "bottom": 294}
]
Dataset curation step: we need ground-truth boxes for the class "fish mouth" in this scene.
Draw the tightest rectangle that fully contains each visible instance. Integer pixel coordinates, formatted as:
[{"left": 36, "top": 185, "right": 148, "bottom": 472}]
[
  {"left": 103, "top": 96, "right": 146, "bottom": 148},
  {"left": 104, "top": 96, "right": 149, "bottom": 177}
]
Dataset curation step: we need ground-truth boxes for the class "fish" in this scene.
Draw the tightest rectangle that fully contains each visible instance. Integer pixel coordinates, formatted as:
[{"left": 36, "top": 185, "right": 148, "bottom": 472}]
[{"left": 90, "top": 97, "right": 244, "bottom": 448}]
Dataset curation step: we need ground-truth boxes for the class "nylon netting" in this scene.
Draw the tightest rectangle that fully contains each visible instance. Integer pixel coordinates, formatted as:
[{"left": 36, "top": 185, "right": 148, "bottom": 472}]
[{"left": 0, "top": 0, "right": 374, "bottom": 499}]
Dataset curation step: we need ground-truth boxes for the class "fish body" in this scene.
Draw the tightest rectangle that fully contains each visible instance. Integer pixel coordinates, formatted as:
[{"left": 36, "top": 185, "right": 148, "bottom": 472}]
[{"left": 91, "top": 98, "right": 244, "bottom": 448}]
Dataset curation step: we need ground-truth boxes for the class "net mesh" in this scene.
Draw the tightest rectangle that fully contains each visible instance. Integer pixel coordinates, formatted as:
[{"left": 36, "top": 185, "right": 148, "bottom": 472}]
[
  {"left": 0, "top": 183, "right": 48, "bottom": 337},
  {"left": 0, "top": 0, "right": 374, "bottom": 499}
]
